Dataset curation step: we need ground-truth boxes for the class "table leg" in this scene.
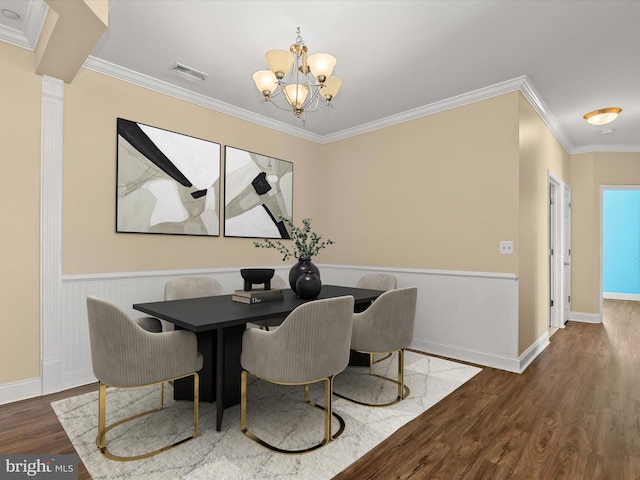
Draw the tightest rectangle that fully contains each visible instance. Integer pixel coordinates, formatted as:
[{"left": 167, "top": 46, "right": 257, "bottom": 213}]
[
  {"left": 216, "top": 328, "right": 224, "bottom": 431},
  {"left": 215, "top": 324, "right": 245, "bottom": 431},
  {"left": 174, "top": 330, "right": 215, "bottom": 402}
]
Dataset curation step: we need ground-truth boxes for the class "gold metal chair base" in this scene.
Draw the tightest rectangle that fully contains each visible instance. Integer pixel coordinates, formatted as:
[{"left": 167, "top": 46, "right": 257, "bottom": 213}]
[
  {"left": 241, "top": 371, "right": 345, "bottom": 454},
  {"left": 335, "top": 349, "right": 410, "bottom": 407},
  {"left": 96, "top": 372, "right": 199, "bottom": 462}
]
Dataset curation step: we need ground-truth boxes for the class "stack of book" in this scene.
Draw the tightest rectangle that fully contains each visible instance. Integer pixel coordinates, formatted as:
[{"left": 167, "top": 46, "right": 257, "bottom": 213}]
[{"left": 231, "top": 288, "right": 284, "bottom": 304}]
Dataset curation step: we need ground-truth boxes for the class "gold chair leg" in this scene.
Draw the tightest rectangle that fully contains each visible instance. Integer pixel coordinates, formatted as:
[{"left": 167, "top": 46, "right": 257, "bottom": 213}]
[
  {"left": 96, "top": 372, "right": 199, "bottom": 462},
  {"left": 371, "top": 352, "right": 393, "bottom": 373},
  {"left": 335, "top": 349, "right": 410, "bottom": 407},
  {"left": 241, "top": 372, "right": 345, "bottom": 454}
]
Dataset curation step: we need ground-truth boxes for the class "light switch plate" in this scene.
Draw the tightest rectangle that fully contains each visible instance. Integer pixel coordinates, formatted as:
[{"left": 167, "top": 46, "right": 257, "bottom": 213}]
[{"left": 500, "top": 241, "right": 514, "bottom": 255}]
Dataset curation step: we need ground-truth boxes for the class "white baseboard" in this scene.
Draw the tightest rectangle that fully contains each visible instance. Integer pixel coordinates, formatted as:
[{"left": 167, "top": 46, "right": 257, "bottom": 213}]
[
  {"left": 518, "top": 331, "right": 550, "bottom": 373},
  {"left": 62, "top": 369, "right": 96, "bottom": 391},
  {"left": 411, "top": 339, "right": 522, "bottom": 373},
  {"left": 603, "top": 292, "right": 640, "bottom": 301},
  {"left": 413, "top": 330, "right": 549, "bottom": 374},
  {"left": 0, "top": 377, "right": 41, "bottom": 406},
  {"left": 569, "top": 311, "right": 602, "bottom": 323},
  {"left": 41, "top": 358, "right": 62, "bottom": 395}
]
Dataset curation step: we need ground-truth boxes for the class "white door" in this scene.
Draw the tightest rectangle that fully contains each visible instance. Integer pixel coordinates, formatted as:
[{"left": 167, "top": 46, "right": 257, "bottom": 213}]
[
  {"left": 563, "top": 185, "right": 572, "bottom": 324},
  {"left": 548, "top": 181, "right": 557, "bottom": 328}
]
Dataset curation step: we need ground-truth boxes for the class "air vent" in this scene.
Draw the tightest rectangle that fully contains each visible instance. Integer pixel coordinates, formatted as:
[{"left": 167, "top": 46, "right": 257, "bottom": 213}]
[{"left": 171, "top": 62, "right": 208, "bottom": 82}]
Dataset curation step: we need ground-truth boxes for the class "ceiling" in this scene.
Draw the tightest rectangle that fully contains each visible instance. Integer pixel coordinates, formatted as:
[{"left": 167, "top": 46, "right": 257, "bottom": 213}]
[{"left": 1, "top": 0, "right": 639, "bottom": 153}]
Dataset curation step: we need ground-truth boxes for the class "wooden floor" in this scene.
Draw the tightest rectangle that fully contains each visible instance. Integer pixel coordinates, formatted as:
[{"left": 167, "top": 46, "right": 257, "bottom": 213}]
[{"left": 1, "top": 299, "right": 638, "bottom": 479}]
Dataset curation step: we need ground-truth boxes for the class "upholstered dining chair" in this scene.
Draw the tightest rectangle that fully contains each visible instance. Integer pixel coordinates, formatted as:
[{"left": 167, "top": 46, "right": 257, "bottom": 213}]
[
  {"left": 163, "top": 276, "right": 225, "bottom": 331},
  {"left": 86, "top": 296, "right": 203, "bottom": 461},
  {"left": 240, "top": 295, "right": 355, "bottom": 454},
  {"left": 352, "top": 273, "right": 398, "bottom": 365},
  {"left": 250, "top": 274, "right": 289, "bottom": 330},
  {"left": 335, "top": 287, "right": 418, "bottom": 407},
  {"left": 355, "top": 273, "right": 398, "bottom": 291}
]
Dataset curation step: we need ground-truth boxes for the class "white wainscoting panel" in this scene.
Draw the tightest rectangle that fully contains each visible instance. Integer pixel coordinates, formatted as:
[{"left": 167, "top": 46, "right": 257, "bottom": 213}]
[
  {"left": 322, "top": 265, "right": 522, "bottom": 372},
  {"left": 58, "top": 267, "right": 291, "bottom": 391},
  {"left": 2, "top": 264, "right": 530, "bottom": 403}
]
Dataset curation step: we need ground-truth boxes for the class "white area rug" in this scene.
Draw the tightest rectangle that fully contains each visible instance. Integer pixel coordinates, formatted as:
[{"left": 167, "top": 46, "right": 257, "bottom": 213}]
[{"left": 51, "top": 352, "right": 481, "bottom": 480}]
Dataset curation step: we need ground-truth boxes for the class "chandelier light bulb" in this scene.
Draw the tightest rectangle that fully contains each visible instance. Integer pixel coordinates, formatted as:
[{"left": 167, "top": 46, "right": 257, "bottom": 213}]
[
  {"left": 321, "top": 76, "right": 342, "bottom": 100},
  {"left": 265, "top": 49, "right": 293, "bottom": 78},
  {"left": 284, "top": 84, "right": 309, "bottom": 108},
  {"left": 252, "top": 70, "right": 278, "bottom": 96},
  {"left": 308, "top": 53, "right": 337, "bottom": 82}
]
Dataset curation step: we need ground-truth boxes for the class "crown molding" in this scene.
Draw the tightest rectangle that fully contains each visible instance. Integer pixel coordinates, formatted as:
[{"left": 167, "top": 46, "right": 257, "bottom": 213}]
[
  {"left": 82, "top": 56, "right": 325, "bottom": 144},
  {"left": 518, "top": 77, "right": 575, "bottom": 153},
  {"left": 571, "top": 144, "right": 640, "bottom": 155},
  {"left": 1, "top": 2, "right": 636, "bottom": 154},
  {"left": 79, "top": 57, "right": 640, "bottom": 155},
  {"left": 80, "top": 59, "right": 575, "bottom": 152},
  {"left": 322, "top": 76, "right": 532, "bottom": 144},
  {"left": 0, "top": 0, "right": 48, "bottom": 50}
]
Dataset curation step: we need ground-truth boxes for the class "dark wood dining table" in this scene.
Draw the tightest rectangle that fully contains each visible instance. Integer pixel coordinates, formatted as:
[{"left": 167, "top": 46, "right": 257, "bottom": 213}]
[{"left": 133, "top": 284, "right": 383, "bottom": 431}]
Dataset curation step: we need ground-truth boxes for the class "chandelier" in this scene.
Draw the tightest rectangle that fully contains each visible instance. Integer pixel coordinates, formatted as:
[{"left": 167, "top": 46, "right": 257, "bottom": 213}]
[{"left": 252, "top": 27, "right": 342, "bottom": 124}]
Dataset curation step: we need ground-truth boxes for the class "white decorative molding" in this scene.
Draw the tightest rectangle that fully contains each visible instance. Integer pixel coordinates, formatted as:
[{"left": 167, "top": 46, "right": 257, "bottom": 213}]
[
  {"left": 411, "top": 339, "right": 522, "bottom": 373},
  {"left": 55, "top": 266, "right": 525, "bottom": 393},
  {"left": 603, "top": 292, "right": 640, "bottom": 301},
  {"left": 571, "top": 144, "right": 640, "bottom": 155},
  {"left": 325, "top": 77, "right": 523, "bottom": 142},
  {"left": 320, "top": 263, "right": 518, "bottom": 280},
  {"left": 0, "top": 0, "right": 48, "bottom": 50},
  {"left": 0, "top": 377, "right": 41, "bottom": 406},
  {"left": 79, "top": 57, "right": 640, "bottom": 155},
  {"left": 569, "top": 311, "right": 602, "bottom": 324},
  {"left": 41, "top": 75, "right": 64, "bottom": 395},
  {"left": 519, "top": 77, "right": 574, "bottom": 153},
  {"left": 7, "top": 263, "right": 538, "bottom": 403},
  {"left": 82, "top": 56, "right": 324, "bottom": 144},
  {"left": 518, "top": 331, "right": 550, "bottom": 373}
]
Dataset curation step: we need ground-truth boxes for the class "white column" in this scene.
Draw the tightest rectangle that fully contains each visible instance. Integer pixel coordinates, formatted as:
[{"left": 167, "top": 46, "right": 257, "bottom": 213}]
[{"left": 41, "top": 75, "right": 64, "bottom": 394}]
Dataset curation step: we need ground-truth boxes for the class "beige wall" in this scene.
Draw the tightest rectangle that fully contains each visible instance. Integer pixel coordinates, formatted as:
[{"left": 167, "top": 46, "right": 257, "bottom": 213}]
[
  {"left": 4, "top": 31, "right": 633, "bottom": 387},
  {"left": 0, "top": 43, "right": 42, "bottom": 383},
  {"left": 518, "top": 94, "right": 569, "bottom": 352},
  {"left": 570, "top": 152, "right": 640, "bottom": 314},
  {"left": 319, "top": 93, "right": 521, "bottom": 273},
  {"left": 63, "top": 68, "right": 323, "bottom": 273}
]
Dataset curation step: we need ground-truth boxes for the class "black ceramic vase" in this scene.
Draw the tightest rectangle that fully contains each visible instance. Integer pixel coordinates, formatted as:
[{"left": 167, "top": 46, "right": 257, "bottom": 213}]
[
  {"left": 295, "top": 270, "right": 322, "bottom": 300},
  {"left": 289, "top": 259, "right": 320, "bottom": 294}
]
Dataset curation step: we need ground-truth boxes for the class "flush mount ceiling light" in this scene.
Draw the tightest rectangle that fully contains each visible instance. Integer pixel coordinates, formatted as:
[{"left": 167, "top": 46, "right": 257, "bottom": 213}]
[
  {"left": 583, "top": 107, "right": 622, "bottom": 126},
  {"left": 252, "top": 27, "right": 342, "bottom": 125}
]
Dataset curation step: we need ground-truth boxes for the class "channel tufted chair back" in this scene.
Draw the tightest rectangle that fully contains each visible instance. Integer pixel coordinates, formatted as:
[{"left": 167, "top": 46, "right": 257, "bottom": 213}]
[
  {"left": 86, "top": 296, "right": 202, "bottom": 461},
  {"left": 240, "top": 295, "right": 355, "bottom": 453},
  {"left": 336, "top": 287, "right": 418, "bottom": 407}
]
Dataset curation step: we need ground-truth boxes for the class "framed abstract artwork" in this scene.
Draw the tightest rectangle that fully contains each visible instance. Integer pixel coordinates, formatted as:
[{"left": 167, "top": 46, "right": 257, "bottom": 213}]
[
  {"left": 116, "top": 118, "right": 221, "bottom": 236},
  {"left": 224, "top": 146, "right": 293, "bottom": 239}
]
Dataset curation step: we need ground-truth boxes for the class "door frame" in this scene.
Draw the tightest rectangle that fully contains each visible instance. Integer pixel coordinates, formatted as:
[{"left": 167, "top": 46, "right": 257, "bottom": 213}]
[
  {"left": 600, "top": 185, "right": 640, "bottom": 310},
  {"left": 548, "top": 172, "right": 570, "bottom": 329}
]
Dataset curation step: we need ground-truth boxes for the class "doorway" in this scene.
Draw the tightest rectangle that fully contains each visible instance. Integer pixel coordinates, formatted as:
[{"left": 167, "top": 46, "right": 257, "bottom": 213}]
[
  {"left": 548, "top": 172, "right": 571, "bottom": 330},
  {"left": 601, "top": 186, "right": 640, "bottom": 302}
]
